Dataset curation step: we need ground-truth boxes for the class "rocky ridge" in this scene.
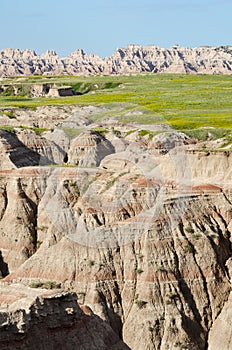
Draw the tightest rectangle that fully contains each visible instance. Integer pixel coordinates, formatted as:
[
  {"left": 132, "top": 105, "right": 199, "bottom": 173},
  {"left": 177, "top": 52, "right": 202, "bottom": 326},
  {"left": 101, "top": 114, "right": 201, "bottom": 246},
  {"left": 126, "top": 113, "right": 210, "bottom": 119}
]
[
  {"left": 0, "top": 106, "right": 231, "bottom": 349},
  {"left": 0, "top": 283, "right": 128, "bottom": 350},
  {"left": 0, "top": 45, "right": 232, "bottom": 76}
]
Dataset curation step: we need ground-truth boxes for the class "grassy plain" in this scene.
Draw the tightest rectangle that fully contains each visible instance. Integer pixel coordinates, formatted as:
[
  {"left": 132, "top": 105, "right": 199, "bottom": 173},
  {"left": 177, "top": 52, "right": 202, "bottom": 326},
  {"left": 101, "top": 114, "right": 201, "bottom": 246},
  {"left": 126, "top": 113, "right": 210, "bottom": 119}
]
[{"left": 0, "top": 74, "right": 232, "bottom": 132}]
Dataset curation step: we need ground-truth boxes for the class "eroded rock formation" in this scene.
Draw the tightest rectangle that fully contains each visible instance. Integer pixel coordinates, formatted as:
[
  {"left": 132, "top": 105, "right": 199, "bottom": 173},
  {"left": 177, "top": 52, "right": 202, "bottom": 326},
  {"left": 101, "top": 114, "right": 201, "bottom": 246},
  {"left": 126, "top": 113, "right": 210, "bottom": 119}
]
[
  {"left": 68, "top": 130, "right": 115, "bottom": 167},
  {"left": 0, "top": 283, "right": 129, "bottom": 350},
  {"left": 0, "top": 45, "right": 232, "bottom": 76},
  {"left": 0, "top": 108, "right": 231, "bottom": 349}
]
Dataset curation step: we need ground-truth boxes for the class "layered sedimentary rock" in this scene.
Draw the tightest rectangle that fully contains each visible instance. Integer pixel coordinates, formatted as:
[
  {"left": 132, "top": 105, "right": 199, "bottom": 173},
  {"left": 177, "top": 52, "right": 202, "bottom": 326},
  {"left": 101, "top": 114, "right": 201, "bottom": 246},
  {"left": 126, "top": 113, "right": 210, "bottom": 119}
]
[
  {"left": 0, "top": 129, "right": 41, "bottom": 168},
  {"left": 208, "top": 287, "right": 232, "bottom": 350},
  {"left": 0, "top": 283, "right": 129, "bottom": 350},
  {"left": 15, "top": 128, "right": 66, "bottom": 164},
  {"left": 68, "top": 130, "right": 115, "bottom": 167},
  {"left": 0, "top": 105, "right": 94, "bottom": 129},
  {"left": 0, "top": 45, "right": 232, "bottom": 76},
  {"left": 0, "top": 108, "right": 231, "bottom": 349}
]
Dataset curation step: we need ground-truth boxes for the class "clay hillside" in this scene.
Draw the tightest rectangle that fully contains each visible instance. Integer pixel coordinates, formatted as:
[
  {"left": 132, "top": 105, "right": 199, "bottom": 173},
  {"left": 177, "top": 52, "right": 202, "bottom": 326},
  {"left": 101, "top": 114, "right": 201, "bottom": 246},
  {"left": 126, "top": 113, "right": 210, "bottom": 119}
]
[
  {"left": 0, "top": 45, "right": 232, "bottom": 76},
  {"left": 0, "top": 73, "right": 231, "bottom": 349}
]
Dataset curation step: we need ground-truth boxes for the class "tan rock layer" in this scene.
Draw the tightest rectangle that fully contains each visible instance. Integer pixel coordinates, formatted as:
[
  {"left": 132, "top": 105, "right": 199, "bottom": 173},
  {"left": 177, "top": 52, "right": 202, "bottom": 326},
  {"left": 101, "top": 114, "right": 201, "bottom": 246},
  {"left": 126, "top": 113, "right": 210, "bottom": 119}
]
[
  {"left": 1, "top": 167, "right": 231, "bottom": 349},
  {"left": 0, "top": 284, "right": 129, "bottom": 350},
  {"left": 0, "top": 127, "right": 231, "bottom": 349}
]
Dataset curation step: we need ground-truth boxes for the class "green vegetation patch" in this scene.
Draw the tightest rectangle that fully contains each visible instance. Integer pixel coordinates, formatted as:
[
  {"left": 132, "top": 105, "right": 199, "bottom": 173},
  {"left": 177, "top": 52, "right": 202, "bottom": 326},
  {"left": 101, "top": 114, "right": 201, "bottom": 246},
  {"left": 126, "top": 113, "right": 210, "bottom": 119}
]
[
  {"left": 138, "top": 129, "right": 156, "bottom": 139},
  {"left": 0, "top": 125, "right": 15, "bottom": 134},
  {"left": 29, "top": 280, "right": 61, "bottom": 289},
  {"left": 2, "top": 111, "right": 17, "bottom": 119},
  {"left": 184, "top": 128, "right": 231, "bottom": 141},
  {"left": 17, "top": 125, "right": 49, "bottom": 135},
  {"left": 92, "top": 127, "right": 109, "bottom": 137},
  {"left": 1, "top": 74, "right": 232, "bottom": 131}
]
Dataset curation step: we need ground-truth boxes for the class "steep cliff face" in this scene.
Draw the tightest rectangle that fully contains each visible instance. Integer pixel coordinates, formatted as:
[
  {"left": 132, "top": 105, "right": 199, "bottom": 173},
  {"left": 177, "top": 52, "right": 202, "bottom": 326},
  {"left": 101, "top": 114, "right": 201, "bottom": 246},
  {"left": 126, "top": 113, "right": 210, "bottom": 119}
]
[
  {"left": 0, "top": 129, "right": 41, "bottom": 168},
  {"left": 208, "top": 285, "right": 232, "bottom": 350},
  {"left": 0, "top": 153, "right": 231, "bottom": 349},
  {"left": 0, "top": 283, "right": 129, "bottom": 350},
  {"left": 0, "top": 115, "right": 231, "bottom": 349},
  {"left": 15, "top": 129, "right": 66, "bottom": 165},
  {"left": 5, "top": 188, "right": 232, "bottom": 349},
  {"left": 1, "top": 45, "right": 232, "bottom": 76}
]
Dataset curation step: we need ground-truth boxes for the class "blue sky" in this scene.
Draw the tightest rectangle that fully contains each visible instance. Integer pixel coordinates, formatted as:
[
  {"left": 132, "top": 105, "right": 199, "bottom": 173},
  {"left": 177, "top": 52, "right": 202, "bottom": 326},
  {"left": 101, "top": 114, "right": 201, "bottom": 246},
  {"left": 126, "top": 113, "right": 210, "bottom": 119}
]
[{"left": 1, "top": 0, "right": 231, "bottom": 57}]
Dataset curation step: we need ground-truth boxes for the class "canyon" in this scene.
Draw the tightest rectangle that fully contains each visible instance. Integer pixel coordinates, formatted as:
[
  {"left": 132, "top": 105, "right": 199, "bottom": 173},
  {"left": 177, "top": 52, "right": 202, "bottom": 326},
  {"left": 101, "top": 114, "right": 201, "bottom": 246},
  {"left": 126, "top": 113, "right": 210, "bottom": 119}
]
[
  {"left": 0, "top": 99, "right": 231, "bottom": 348},
  {"left": 0, "top": 45, "right": 232, "bottom": 76}
]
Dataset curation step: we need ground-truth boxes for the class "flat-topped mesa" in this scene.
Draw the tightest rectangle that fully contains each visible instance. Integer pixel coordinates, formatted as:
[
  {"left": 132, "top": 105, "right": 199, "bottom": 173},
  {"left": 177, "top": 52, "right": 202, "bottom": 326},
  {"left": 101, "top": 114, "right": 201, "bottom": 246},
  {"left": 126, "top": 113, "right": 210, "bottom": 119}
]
[{"left": 0, "top": 45, "right": 232, "bottom": 75}]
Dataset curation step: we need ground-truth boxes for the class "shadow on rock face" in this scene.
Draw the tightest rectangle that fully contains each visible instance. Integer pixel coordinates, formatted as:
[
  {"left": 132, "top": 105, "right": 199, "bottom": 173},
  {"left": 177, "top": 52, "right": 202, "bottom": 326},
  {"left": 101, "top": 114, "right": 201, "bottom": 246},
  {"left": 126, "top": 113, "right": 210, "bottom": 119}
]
[
  {"left": 0, "top": 129, "right": 51, "bottom": 168},
  {"left": 0, "top": 251, "right": 9, "bottom": 278}
]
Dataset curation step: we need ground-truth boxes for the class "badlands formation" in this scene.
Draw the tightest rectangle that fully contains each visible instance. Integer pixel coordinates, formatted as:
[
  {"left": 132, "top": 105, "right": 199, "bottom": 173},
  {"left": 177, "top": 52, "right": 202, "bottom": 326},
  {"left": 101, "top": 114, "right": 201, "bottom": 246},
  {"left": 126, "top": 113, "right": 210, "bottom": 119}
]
[
  {"left": 0, "top": 45, "right": 232, "bottom": 76},
  {"left": 0, "top": 103, "right": 231, "bottom": 350}
]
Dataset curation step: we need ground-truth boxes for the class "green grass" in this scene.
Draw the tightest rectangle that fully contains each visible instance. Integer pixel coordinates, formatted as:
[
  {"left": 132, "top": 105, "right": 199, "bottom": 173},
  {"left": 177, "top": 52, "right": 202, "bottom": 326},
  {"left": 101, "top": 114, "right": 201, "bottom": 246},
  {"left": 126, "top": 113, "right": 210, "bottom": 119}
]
[
  {"left": 1, "top": 74, "right": 232, "bottom": 130},
  {"left": 184, "top": 128, "right": 231, "bottom": 141},
  {"left": 17, "top": 125, "right": 49, "bottom": 135},
  {"left": 0, "top": 125, "right": 15, "bottom": 133},
  {"left": 3, "top": 111, "right": 17, "bottom": 119},
  {"left": 92, "top": 127, "right": 109, "bottom": 137},
  {"left": 0, "top": 125, "right": 49, "bottom": 136},
  {"left": 138, "top": 129, "right": 156, "bottom": 139}
]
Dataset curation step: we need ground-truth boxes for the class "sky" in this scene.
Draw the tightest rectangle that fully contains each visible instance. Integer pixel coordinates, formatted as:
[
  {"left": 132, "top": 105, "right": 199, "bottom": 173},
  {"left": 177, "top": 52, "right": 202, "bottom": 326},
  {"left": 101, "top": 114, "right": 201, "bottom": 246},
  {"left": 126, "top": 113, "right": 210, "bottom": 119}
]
[{"left": 1, "top": 0, "right": 232, "bottom": 57}]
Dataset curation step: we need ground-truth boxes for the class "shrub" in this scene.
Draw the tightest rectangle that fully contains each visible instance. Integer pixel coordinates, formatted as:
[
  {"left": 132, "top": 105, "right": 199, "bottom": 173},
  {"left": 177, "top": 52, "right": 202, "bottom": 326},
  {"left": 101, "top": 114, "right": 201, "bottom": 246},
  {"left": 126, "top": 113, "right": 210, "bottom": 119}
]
[
  {"left": 167, "top": 292, "right": 178, "bottom": 300},
  {"left": 166, "top": 292, "right": 178, "bottom": 305},
  {"left": 112, "top": 129, "right": 121, "bottom": 137},
  {"left": 35, "top": 226, "right": 48, "bottom": 231},
  {"left": 87, "top": 260, "right": 95, "bottom": 267},
  {"left": 185, "top": 226, "right": 194, "bottom": 234},
  {"left": 168, "top": 326, "right": 177, "bottom": 334},
  {"left": 135, "top": 268, "right": 144, "bottom": 274},
  {"left": 184, "top": 244, "right": 194, "bottom": 253},
  {"left": 29, "top": 281, "right": 61, "bottom": 289},
  {"left": 135, "top": 299, "right": 147, "bottom": 309},
  {"left": 36, "top": 241, "right": 43, "bottom": 249},
  {"left": 192, "top": 233, "right": 201, "bottom": 240}
]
